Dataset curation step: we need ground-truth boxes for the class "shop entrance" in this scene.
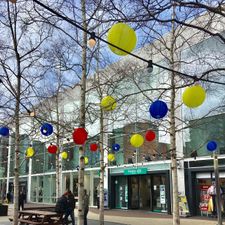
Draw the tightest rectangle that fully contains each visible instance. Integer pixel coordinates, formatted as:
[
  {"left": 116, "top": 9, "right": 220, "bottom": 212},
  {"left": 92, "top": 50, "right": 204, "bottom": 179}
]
[
  {"left": 128, "top": 174, "right": 167, "bottom": 212},
  {"left": 111, "top": 173, "right": 169, "bottom": 212},
  {"left": 129, "top": 175, "right": 151, "bottom": 209}
]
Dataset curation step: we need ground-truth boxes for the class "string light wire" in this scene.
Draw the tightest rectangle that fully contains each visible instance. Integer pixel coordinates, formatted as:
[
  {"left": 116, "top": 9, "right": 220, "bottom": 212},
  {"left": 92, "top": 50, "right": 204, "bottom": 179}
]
[{"left": 31, "top": 0, "right": 225, "bottom": 86}]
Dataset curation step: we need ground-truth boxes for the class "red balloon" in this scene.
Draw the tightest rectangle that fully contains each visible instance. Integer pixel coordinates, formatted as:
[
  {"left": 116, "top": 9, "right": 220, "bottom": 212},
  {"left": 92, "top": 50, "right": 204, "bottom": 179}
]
[
  {"left": 72, "top": 128, "right": 88, "bottom": 145},
  {"left": 48, "top": 144, "right": 58, "bottom": 154},
  {"left": 145, "top": 130, "right": 156, "bottom": 142},
  {"left": 90, "top": 143, "right": 98, "bottom": 152}
]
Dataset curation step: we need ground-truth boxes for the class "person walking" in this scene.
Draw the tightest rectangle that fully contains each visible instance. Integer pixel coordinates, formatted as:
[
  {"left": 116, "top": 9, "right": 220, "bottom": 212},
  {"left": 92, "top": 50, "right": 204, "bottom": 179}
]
[
  {"left": 83, "top": 189, "right": 89, "bottom": 225},
  {"left": 65, "top": 190, "right": 75, "bottom": 225}
]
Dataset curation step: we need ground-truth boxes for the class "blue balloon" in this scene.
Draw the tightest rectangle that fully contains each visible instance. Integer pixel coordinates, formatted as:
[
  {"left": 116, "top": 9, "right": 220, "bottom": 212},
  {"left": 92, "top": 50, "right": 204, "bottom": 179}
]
[
  {"left": 40, "top": 123, "right": 53, "bottom": 136},
  {"left": 207, "top": 141, "right": 217, "bottom": 152},
  {"left": 112, "top": 143, "right": 120, "bottom": 152},
  {"left": 0, "top": 127, "right": 9, "bottom": 136},
  {"left": 149, "top": 100, "right": 168, "bottom": 119}
]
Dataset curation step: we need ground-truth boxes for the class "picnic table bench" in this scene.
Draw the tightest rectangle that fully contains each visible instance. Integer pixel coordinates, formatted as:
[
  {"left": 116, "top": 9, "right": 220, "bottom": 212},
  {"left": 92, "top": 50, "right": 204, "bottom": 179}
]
[
  {"left": 9, "top": 206, "right": 72, "bottom": 225},
  {"left": 18, "top": 209, "right": 64, "bottom": 225}
]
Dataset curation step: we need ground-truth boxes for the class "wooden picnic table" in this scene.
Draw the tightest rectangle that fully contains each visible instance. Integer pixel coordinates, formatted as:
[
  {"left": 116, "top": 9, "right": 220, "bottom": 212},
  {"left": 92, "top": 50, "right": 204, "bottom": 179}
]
[{"left": 18, "top": 209, "right": 64, "bottom": 225}]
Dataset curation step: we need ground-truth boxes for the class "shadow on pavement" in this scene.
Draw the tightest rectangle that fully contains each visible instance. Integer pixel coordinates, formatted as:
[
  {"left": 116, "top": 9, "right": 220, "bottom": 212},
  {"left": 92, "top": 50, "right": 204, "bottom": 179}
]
[{"left": 0, "top": 219, "right": 126, "bottom": 225}]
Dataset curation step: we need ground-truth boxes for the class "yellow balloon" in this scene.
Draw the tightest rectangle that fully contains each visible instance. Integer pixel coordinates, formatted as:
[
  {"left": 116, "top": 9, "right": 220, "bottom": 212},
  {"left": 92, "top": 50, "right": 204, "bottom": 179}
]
[
  {"left": 107, "top": 23, "right": 137, "bottom": 56},
  {"left": 61, "top": 151, "right": 68, "bottom": 160},
  {"left": 26, "top": 147, "right": 35, "bottom": 158},
  {"left": 84, "top": 156, "right": 89, "bottom": 165},
  {"left": 182, "top": 85, "right": 206, "bottom": 108},
  {"left": 100, "top": 96, "right": 117, "bottom": 111},
  {"left": 130, "top": 134, "right": 144, "bottom": 148},
  {"left": 108, "top": 153, "right": 115, "bottom": 162}
]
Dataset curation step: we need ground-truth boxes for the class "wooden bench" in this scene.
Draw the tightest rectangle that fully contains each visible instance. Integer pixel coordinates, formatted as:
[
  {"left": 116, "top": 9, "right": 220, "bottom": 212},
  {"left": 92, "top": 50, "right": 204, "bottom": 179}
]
[
  {"left": 9, "top": 209, "right": 72, "bottom": 225},
  {"left": 17, "top": 210, "right": 64, "bottom": 225},
  {"left": 24, "top": 206, "right": 56, "bottom": 212},
  {"left": 18, "top": 218, "right": 44, "bottom": 225}
]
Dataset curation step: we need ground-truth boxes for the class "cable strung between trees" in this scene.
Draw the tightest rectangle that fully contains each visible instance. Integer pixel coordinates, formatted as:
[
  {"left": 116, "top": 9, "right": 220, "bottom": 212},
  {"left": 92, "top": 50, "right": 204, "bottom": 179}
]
[{"left": 30, "top": 0, "right": 225, "bottom": 86}]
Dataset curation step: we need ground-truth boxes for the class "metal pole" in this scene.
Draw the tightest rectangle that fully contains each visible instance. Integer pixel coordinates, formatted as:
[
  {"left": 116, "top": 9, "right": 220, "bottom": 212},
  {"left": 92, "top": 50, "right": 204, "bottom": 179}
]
[{"left": 214, "top": 153, "right": 223, "bottom": 225}]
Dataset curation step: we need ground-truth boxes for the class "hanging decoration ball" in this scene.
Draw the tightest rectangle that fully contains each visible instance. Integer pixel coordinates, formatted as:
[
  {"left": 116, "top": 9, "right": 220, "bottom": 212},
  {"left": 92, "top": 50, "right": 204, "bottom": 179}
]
[
  {"left": 149, "top": 100, "right": 168, "bottom": 119},
  {"left": 108, "top": 153, "right": 115, "bottom": 162},
  {"left": 207, "top": 141, "right": 217, "bottom": 152},
  {"left": 26, "top": 147, "right": 35, "bottom": 158},
  {"left": 84, "top": 156, "right": 89, "bottom": 165},
  {"left": 90, "top": 143, "right": 98, "bottom": 152},
  {"left": 40, "top": 123, "right": 53, "bottom": 136},
  {"left": 107, "top": 23, "right": 137, "bottom": 56},
  {"left": 61, "top": 151, "right": 68, "bottom": 160},
  {"left": 100, "top": 96, "right": 117, "bottom": 111},
  {"left": 72, "top": 128, "right": 88, "bottom": 145},
  {"left": 0, "top": 127, "right": 9, "bottom": 136},
  {"left": 112, "top": 143, "right": 120, "bottom": 152},
  {"left": 182, "top": 85, "right": 206, "bottom": 108},
  {"left": 145, "top": 130, "right": 156, "bottom": 142},
  {"left": 47, "top": 144, "right": 58, "bottom": 154},
  {"left": 130, "top": 134, "right": 144, "bottom": 148}
]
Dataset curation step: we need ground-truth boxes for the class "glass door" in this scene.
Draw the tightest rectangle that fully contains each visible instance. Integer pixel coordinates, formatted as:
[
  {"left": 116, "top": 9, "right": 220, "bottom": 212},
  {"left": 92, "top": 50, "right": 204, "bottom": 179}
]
[
  {"left": 139, "top": 175, "right": 151, "bottom": 209},
  {"left": 152, "top": 175, "right": 167, "bottom": 212},
  {"left": 115, "top": 176, "right": 128, "bottom": 209},
  {"left": 129, "top": 176, "right": 139, "bottom": 209}
]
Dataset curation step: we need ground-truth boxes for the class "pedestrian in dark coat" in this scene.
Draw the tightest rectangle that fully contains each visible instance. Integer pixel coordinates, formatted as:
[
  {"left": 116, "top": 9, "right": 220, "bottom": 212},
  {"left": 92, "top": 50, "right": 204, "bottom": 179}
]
[
  {"left": 64, "top": 191, "right": 75, "bottom": 225},
  {"left": 7, "top": 192, "right": 11, "bottom": 203},
  {"left": 18, "top": 191, "right": 25, "bottom": 210},
  {"left": 55, "top": 193, "right": 69, "bottom": 214}
]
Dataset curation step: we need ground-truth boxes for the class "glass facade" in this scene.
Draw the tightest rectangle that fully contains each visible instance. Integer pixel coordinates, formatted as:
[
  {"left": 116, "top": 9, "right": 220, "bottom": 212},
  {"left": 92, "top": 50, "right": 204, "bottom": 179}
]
[
  {"left": 184, "top": 113, "right": 225, "bottom": 157},
  {"left": 1, "top": 113, "right": 225, "bottom": 210},
  {"left": 31, "top": 175, "right": 56, "bottom": 203}
]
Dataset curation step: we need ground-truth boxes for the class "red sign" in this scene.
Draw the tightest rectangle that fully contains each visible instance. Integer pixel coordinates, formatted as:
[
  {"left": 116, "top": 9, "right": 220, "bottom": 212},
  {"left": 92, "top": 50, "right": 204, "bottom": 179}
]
[
  {"left": 200, "top": 185, "right": 210, "bottom": 190},
  {"left": 199, "top": 202, "right": 208, "bottom": 211}
]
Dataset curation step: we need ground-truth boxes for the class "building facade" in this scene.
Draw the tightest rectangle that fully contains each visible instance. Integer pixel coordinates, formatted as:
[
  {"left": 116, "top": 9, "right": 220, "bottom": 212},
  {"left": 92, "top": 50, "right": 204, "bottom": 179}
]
[{"left": 1, "top": 13, "right": 225, "bottom": 217}]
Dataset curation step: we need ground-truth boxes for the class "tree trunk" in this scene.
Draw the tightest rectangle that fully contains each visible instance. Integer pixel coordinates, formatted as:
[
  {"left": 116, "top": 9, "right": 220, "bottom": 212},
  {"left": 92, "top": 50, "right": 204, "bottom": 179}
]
[
  {"left": 55, "top": 151, "right": 62, "bottom": 198},
  {"left": 170, "top": 54, "right": 181, "bottom": 225},
  {"left": 99, "top": 109, "right": 104, "bottom": 225},
  {"left": 12, "top": 18, "right": 22, "bottom": 224},
  {"left": 78, "top": 0, "right": 87, "bottom": 224},
  {"left": 13, "top": 75, "right": 21, "bottom": 225},
  {"left": 170, "top": 4, "right": 180, "bottom": 225},
  {"left": 56, "top": 95, "right": 62, "bottom": 199}
]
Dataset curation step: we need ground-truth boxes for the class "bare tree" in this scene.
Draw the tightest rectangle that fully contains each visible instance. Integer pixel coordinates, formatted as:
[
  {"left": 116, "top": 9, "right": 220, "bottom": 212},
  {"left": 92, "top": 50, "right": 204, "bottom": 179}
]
[{"left": 0, "top": 1, "right": 53, "bottom": 223}]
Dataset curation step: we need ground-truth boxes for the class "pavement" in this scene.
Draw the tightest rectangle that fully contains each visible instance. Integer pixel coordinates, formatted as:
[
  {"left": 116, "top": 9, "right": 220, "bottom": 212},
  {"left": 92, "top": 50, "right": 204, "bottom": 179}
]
[{"left": 0, "top": 203, "right": 222, "bottom": 225}]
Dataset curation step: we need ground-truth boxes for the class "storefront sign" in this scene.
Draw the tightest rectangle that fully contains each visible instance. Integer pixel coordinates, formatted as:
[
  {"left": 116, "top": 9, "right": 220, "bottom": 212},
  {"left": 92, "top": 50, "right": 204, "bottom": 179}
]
[
  {"left": 160, "top": 185, "right": 166, "bottom": 204},
  {"left": 124, "top": 167, "right": 148, "bottom": 175}
]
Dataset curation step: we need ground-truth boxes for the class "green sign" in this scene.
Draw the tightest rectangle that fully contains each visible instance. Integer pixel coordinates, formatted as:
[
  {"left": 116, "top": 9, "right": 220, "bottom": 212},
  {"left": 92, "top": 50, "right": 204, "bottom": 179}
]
[{"left": 124, "top": 167, "right": 148, "bottom": 175}]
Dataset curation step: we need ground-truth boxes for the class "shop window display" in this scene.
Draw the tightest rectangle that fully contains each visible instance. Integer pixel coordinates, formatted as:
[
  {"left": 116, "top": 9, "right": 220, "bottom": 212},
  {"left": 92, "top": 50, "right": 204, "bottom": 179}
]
[{"left": 198, "top": 179, "right": 225, "bottom": 217}]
